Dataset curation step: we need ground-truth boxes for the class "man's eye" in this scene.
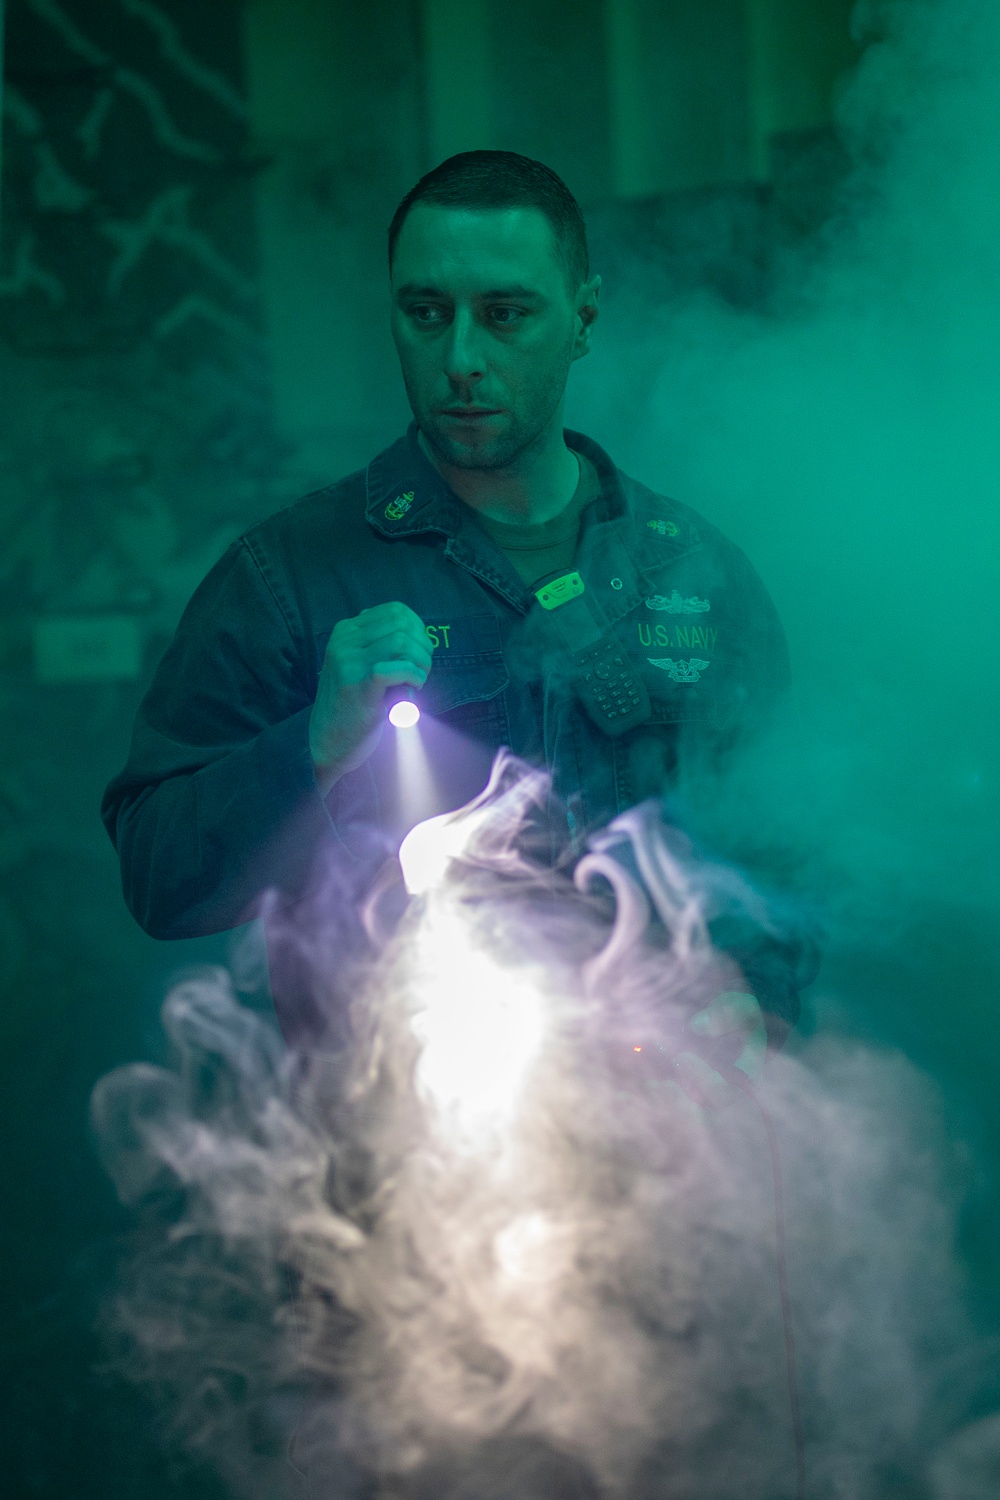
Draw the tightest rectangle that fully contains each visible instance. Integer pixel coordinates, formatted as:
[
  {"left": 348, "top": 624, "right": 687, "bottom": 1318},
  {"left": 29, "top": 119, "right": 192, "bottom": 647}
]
[
  {"left": 410, "top": 305, "right": 445, "bottom": 325},
  {"left": 489, "top": 306, "right": 525, "bottom": 326}
]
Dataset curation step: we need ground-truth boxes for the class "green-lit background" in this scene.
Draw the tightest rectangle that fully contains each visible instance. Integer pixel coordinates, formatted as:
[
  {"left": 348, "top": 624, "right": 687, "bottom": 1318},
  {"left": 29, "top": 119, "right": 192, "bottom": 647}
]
[{"left": 2, "top": 1, "right": 999, "bottom": 1496}]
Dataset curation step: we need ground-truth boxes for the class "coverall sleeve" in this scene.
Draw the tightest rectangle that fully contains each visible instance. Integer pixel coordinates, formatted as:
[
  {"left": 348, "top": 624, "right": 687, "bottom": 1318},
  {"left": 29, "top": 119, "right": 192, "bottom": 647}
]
[{"left": 102, "top": 538, "right": 335, "bottom": 939}]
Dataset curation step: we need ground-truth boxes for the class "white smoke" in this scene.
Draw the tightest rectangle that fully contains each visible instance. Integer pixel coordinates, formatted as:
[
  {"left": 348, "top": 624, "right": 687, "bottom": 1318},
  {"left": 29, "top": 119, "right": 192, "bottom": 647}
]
[
  {"left": 570, "top": 0, "right": 1000, "bottom": 931},
  {"left": 92, "top": 756, "right": 986, "bottom": 1499}
]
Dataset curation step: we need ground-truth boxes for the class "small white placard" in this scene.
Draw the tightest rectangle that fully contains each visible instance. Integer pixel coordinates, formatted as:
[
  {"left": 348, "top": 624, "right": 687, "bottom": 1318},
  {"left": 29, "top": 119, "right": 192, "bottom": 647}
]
[{"left": 34, "top": 614, "right": 143, "bottom": 683}]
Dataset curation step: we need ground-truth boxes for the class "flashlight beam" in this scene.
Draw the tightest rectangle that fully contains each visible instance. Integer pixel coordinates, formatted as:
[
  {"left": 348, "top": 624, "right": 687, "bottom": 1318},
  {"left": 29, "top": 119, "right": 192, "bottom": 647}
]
[{"left": 393, "top": 706, "right": 437, "bottom": 827}]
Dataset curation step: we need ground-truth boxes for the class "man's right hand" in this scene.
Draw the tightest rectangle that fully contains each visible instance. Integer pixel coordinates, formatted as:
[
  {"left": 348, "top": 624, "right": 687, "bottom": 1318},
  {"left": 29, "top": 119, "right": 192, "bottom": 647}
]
[{"left": 309, "top": 602, "right": 432, "bottom": 794}]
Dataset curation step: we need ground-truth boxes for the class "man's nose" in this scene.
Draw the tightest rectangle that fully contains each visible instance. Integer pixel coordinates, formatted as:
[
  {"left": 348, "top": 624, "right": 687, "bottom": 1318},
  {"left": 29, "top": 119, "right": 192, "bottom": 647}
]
[{"left": 442, "top": 309, "right": 487, "bottom": 386}]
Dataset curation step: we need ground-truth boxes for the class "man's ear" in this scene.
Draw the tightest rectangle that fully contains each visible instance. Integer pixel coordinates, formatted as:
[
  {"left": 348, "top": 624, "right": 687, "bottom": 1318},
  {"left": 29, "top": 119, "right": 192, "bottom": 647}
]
[{"left": 573, "top": 275, "right": 601, "bottom": 359}]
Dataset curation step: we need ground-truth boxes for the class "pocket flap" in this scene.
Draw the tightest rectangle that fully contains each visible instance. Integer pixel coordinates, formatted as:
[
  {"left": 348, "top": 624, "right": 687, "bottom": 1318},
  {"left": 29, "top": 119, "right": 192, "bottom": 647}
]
[{"left": 419, "top": 612, "right": 509, "bottom": 714}]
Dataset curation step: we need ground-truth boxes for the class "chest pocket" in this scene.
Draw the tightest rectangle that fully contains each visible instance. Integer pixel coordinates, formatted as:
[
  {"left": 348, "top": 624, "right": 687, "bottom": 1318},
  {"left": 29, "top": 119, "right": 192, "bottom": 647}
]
[
  {"left": 419, "top": 612, "right": 510, "bottom": 743},
  {"left": 625, "top": 587, "right": 732, "bottom": 728}
]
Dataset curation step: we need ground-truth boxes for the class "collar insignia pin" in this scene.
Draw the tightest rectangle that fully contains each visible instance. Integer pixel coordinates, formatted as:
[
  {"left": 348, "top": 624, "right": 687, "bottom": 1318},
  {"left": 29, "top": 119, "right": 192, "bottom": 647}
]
[
  {"left": 385, "top": 490, "right": 415, "bottom": 521},
  {"left": 647, "top": 518, "right": 679, "bottom": 537},
  {"left": 645, "top": 590, "right": 710, "bottom": 614}
]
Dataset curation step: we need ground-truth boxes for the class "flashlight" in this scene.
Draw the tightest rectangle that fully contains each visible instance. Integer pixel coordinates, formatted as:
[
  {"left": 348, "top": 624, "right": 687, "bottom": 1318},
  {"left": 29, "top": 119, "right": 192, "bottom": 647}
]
[{"left": 388, "top": 687, "right": 420, "bottom": 729}]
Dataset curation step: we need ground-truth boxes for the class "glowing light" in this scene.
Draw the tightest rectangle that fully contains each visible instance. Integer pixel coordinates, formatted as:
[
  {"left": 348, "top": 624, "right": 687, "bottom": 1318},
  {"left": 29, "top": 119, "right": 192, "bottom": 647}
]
[
  {"left": 399, "top": 804, "right": 493, "bottom": 895},
  {"left": 398, "top": 802, "right": 548, "bottom": 1143},
  {"left": 396, "top": 777, "right": 554, "bottom": 1147},
  {"left": 495, "top": 1213, "right": 554, "bottom": 1281},
  {"left": 409, "top": 905, "right": 547, "bottom": 1144},
  {"left": 389, "top": 698, "right": 420, "bottom": 729}
]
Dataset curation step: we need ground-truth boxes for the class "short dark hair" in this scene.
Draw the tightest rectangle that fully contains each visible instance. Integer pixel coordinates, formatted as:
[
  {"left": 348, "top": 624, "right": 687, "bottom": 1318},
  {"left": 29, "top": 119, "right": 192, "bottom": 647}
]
[{"left": 388, "top": 150, "right": 589, "bottom": 290}]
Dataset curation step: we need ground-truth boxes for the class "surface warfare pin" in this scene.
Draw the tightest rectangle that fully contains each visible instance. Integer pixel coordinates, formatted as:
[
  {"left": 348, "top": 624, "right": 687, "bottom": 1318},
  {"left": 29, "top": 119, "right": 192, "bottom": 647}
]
[
  {"left": 385, "top": 490, "right": 415, "bottom": 520},
  {"left": 646, "top": 518, "right": 679, "bottom": 537},
  {"left": 645, "top": 591, "right": 710, "bottom": 614}
]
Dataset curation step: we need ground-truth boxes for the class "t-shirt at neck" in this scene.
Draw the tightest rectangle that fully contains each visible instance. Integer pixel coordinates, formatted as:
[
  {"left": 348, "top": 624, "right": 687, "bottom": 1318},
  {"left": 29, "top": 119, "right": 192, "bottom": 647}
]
[{"left": 470, "top": 452, "right": 602, "bottom": 588}]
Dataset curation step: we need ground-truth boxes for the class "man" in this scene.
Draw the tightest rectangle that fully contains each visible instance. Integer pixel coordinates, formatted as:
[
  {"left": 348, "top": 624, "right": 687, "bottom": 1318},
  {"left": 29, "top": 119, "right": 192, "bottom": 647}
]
[{"left": 104, "top": 152, "right": 808, "bottom": 1060}]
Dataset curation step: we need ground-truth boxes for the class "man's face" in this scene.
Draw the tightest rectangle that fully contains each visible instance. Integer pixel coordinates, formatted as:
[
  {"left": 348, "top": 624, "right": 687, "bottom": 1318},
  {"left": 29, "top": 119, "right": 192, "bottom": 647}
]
[{"left": 390, "top": 204, "right": 598, "bottom": 470}]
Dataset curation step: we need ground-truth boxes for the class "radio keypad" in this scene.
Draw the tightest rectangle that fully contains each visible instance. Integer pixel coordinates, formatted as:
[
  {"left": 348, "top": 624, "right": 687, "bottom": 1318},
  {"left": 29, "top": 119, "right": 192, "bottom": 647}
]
[{"left": 581, "top": 646, "right": 644, "bottom": 720}]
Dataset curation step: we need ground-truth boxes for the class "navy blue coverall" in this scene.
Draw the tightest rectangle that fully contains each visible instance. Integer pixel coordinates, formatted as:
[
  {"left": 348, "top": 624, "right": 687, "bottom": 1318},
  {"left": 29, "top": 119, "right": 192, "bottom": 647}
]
[{"left": 103, "top": 427, "right": 811, "bottom": 1045}]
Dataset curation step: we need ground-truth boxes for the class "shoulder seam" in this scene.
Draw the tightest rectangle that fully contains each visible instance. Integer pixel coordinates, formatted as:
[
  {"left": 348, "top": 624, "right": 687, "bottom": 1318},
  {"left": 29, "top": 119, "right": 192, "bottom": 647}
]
[{"left": 239, "top": 534, "right": 298, "bottom": 645}]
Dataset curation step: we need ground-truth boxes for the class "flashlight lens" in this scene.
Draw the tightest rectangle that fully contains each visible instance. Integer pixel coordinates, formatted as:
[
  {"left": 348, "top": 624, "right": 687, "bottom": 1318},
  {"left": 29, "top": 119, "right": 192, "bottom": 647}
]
[{"left": 389, "top": 699, "right": 420, "bottom": 729}]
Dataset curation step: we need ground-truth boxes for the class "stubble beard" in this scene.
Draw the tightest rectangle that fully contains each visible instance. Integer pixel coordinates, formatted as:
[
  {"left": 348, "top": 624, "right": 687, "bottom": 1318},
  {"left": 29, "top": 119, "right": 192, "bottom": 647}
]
[
  {"left": 422, "top": 417, "right": 542, "bottom": 472},
  {"left": 412, "top": 349, "right": 573, "bottom": 473}
]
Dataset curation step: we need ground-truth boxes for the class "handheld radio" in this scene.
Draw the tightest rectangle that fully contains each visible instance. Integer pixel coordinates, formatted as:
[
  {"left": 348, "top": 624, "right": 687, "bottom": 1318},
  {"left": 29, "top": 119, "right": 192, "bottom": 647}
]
[{"left": 533, "top": 570, "right": 650, "bottom": 737}]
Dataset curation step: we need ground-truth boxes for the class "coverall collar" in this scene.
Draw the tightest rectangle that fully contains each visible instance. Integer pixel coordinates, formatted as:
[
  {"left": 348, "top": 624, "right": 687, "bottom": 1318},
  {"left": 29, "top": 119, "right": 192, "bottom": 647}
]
[
  {"left": 364, "top": 422, "right": 631, "bottom": 539},
  {"left": 364, "top": 423, "right": 690, "bottom": 619}
]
